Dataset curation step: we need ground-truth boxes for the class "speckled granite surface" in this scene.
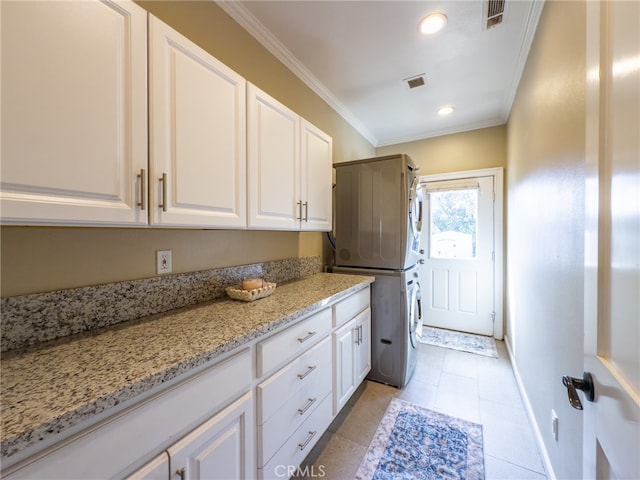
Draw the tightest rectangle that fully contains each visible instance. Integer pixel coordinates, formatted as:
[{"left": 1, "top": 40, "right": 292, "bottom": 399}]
[
  {"left": 0, "top": 272, "right": 373, "bottom": 460},
  {"left": 1, "top": 257, "right": 321, "bottom": 352}
]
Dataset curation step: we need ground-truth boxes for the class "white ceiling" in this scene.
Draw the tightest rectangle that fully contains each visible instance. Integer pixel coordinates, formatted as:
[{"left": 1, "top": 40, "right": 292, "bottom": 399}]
[{"left": 218, "top": 1, "right": 544, "bottom": 147}]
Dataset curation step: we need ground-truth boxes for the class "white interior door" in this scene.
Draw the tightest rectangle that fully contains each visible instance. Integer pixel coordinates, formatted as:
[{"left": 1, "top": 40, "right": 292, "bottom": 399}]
[
  {"left": 583, "top": 1, "right": 640, "bottom": 478},
  {"left": 420, "top": 175, "right": 495, "bottom": 336}
]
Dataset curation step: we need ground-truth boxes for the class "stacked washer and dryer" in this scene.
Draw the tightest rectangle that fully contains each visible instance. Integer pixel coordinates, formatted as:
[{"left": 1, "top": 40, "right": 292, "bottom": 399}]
[{"left": 333, "top": 154, "right": 424, "bottom": 388}]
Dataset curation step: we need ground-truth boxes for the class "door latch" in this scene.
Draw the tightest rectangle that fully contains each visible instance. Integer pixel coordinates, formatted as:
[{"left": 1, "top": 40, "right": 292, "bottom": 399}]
[{"left": 562, "top": 372, "right": 595, "bottom": 410}]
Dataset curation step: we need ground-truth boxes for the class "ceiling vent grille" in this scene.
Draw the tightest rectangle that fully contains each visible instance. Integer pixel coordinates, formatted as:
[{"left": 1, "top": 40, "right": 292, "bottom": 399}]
[
  {"left": 404, "top": 74, "right": 426, "bottom": 89},
  {"left": 486, "top": 0, "right": 505, "bottom": 28}
]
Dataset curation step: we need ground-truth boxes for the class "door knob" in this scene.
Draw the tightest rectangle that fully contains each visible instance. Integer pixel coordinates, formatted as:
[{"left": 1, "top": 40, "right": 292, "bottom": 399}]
[{"left": 562, "top": 372, "right": 595, "bottom": 410}]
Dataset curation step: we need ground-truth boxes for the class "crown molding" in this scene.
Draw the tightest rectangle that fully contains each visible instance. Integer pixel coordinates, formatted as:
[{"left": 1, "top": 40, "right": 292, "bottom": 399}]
[
  {"left": 376, "top": 119, "right": 506, "bottom": 147},
  {"left": 216, "top": 0, "right": 379, "bottom": 146},
  {"left": 217, "top": 0, "right": 543, "bottom": 149},
  {"left": 502, "top": 0, "right": 545, "bottom": 119}
]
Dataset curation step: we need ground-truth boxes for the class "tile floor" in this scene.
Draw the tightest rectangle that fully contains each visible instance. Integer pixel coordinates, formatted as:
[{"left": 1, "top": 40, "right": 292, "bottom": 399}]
[{"left": 297, "top": 340, "right": 548, "bottom": 479}]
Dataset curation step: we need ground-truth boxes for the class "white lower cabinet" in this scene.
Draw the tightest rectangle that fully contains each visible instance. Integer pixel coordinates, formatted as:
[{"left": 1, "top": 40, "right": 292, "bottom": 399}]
[
  {"left": 4, "top": 350, "right": 251, "bottom": 480},
  {"left": 3, "top": 288, "right": 372, "bottom": 480},
  {"left": 354, "top": 309, "right": 372, "bottom": 386},
  {"left": 257, "top": 336, "right": 332, "bottom": 468},
  {"left": 259, "top": 394, "right": 333, "bottom": 480},
  {"left": 333, "top": 306, "right": 372, "bottom": 414},
  {"left": 167, "top": 392, "right": 254, "bottom": 480}
]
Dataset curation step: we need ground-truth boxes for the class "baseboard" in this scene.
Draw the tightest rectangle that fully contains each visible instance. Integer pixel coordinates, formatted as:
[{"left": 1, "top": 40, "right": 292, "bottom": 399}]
[{"left": 504, "top": 335, "right": 556, "bottom": 480}]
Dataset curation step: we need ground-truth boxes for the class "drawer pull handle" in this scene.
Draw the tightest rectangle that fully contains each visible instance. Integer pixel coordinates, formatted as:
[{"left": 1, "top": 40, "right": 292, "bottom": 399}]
[
  {"left": 298, "top": 397, "right": 317, "bottom": 415},
  {"left": 298, "top": 365, "right": 317, "bottom": 380},
  {"left": 176, "top": 467, "right": 185, "bottom": 480},
  {"left": 297, "top": 331, "right": 317, "bottom": 343},
  {"left": 298, "top": 430, "right": 317, "bottom": 451}
]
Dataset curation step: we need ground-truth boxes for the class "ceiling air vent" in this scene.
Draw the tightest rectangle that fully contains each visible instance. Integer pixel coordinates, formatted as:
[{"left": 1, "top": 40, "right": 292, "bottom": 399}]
[
  {"left": 403, "top": 74, "right": 426, "bottom": 89},
  {"left": 486, "top": 0, "right": 505, "bottom": 28}
]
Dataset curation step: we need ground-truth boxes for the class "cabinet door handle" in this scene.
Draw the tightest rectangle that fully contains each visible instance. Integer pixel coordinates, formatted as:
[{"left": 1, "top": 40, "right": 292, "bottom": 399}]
[
  {"left": 176, "top": 467, "right": 185, "bottom": 480},
  {"left": 303, "top": 201, "right": 308, "bottom": 222},
  {"left": 137, "top": 169, "right": 146, "bottom": 211},
  {"left": 297, "top": 200, "right": 303, "bottom": 221},
  {"left": 159, "top": 173, "right": 167, "bottom": 212},
  {"left": 297, "top": 365, "right": 317, "bottom": 380},
  {"left": 297, "top": 397, "right": 317, "bottom": 415},
  {"left": 298, "top": 430, "right": 317, "bottom": 451},
  {"left": 359, "top": 325, "right": 363, "bottom": 344},
  {"left": 297, "top": 331, "right": 316, "bottom": 343}
]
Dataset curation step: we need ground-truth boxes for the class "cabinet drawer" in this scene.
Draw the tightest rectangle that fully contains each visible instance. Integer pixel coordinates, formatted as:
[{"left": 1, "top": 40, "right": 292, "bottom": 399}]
[
  {"left": 257, "top": 308, "right": 332, "bottom": 377},
  {"left": 333, "top": 287, "right": 370, "bottom": 328},
  {"left": 258, "top": 354, "right": 332, "bottom": 466},
  {"left": 259, "top": 393, "right": 333, "bottom": 480},
  {"left": 257, "top": 335, "right": 331, "bottom": 425}
]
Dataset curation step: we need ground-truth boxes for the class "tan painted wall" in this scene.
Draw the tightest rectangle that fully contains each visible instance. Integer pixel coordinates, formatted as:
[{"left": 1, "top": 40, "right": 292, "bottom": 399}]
[
  {"left": 0, "top": 1, "right": 374, "bottom": 298},
  {"left": 375, "top": 125, "right": 507, "bottom": 174},
  {"left": 506, "top": 1, "right": 586, "bottom": 478}
]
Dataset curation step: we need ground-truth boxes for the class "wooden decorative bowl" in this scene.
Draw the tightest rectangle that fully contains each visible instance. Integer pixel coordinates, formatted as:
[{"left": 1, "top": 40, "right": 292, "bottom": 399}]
[{"left": 225, "top": 282, "right": 277, "bottom": 302}]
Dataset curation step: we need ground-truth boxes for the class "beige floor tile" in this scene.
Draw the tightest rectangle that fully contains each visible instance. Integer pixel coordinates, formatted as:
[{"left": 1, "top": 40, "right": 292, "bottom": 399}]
[
  {"left": 442, "top": 348, "right": 480, "bottom": 378},
  {"left": 331, "top": 381, "right": 395, "bottom": 446},
  {"left": 294, "top": 432, "right": 367, "bottom": 480},
  {"left": 299, "top": 342, "right": 548, "bottom": 479}
]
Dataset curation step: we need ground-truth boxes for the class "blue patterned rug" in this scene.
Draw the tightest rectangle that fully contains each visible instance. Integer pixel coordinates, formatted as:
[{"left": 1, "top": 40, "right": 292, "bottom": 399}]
[
  {"left": 419, "top": 327, "right": 499, "bottom": 358},
  {"left": 355, "top": 398, "right": 484, "bottom": 480}
]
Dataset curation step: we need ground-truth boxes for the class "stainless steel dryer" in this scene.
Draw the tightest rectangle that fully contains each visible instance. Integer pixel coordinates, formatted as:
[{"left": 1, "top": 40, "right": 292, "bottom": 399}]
[{"left": 333, "top": 154, "right": 422, "bottom": 270}]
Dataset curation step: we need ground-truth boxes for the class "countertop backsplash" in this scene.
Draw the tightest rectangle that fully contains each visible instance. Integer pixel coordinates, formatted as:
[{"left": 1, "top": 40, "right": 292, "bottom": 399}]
[{"left": 1, "top": 256, "right": 322, "bottom": 353}]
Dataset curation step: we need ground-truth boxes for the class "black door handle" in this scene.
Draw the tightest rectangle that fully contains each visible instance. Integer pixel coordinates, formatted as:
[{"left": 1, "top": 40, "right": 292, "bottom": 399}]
[{"left": 562, "top": 372, "right": 595, "bottom": 410}]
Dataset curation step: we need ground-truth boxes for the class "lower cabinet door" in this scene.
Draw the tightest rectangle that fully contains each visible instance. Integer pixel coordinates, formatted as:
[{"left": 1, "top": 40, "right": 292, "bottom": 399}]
[
  {"left": 168, "top": 392, "right": 254, "bottom": 480},
  {"left": 354, "top": 308, "right": 372, "bottom": 384},
  {"left": 333, "top": 319, "right": 356, "bottom": 414}
]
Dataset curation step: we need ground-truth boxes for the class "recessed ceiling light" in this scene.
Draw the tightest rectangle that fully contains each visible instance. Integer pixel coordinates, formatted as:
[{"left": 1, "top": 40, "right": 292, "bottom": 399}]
[
  {"left": 438, "top": 105, "right": 455, "bottom": 115},
  {"left": 418, "top": 13, "right": 447, "bottom": 35}
]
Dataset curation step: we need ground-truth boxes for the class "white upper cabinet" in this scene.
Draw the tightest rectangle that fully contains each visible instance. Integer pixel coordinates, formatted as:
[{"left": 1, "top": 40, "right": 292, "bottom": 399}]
[
  {"left": 247, "top": 83, "right": 300, "bottom": 230},
  {"left": 149, "top": 16, "right": 247, "bottom": 228},
  {"left": 247, "top": 83, "right": 332, "bottom": 231},
  {"left": 300, "top": 119, "right": 333, "bottom": 231},
  {"left": 0, "top": 0, "right": 148, "bottom": 225}
]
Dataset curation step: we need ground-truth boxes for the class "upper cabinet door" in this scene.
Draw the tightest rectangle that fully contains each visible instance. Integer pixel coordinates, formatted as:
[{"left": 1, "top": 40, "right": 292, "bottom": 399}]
[
  {"left": 0, "top": 0, "right": 148, "bottom": 225},
  {"left": 247, "top": 83, "right": 300, "bottom": 230},
  {"left": 149, "top": 15, "right": 247, "bottom": 228},
  {"left": 300, "top": 119, "right": 333, "bottom": 231}
]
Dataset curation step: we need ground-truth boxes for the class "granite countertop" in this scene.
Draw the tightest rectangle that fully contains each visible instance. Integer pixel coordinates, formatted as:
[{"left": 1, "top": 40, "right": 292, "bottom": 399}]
[{"left": 0, "top": 273, "right": 374, "bottom": 460}]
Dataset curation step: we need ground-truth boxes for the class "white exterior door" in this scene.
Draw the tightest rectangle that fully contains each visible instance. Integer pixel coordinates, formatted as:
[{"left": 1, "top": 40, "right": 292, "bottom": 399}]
[
  {"left": 583, "top": 1, "right": 640, "bottom": 478},
  {"left": 420, "top": 175, "right": 495, "bottom": 336},
  {"left": 149, "top": 15, "right": 247, "bottom": 228}
]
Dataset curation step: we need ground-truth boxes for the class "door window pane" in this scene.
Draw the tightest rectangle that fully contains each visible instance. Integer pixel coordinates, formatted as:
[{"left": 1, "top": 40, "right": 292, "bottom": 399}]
[{"left": 429, "top": 189, "right": 478, "bottom": 259}]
